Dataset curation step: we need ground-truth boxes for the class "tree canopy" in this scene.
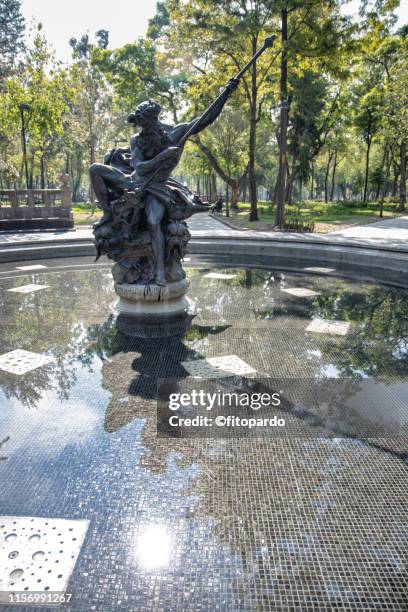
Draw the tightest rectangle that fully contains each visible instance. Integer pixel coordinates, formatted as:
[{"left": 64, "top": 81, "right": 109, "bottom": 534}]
[{"left": 0, "top": 0, "right": 406, "bottom": 219}]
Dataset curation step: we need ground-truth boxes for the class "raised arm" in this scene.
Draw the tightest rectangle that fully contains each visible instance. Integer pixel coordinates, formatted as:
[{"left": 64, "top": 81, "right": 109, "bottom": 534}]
[{"left": 171, "top": 78, "right": 238, "bottom": 145}]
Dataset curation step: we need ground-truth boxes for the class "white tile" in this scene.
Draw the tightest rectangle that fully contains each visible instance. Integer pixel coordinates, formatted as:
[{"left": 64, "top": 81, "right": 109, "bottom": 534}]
[
  {"left": 187, "top": 297, "right": 198, "bottom": 315},
  {"left": 0, "top": 350, "right": 55, "bottom": 375},
  {"left": 7, "top": 284, "right": 49, "bottom": 294},
  {"left": 183, "top": 257, "right": 191, "bottom": 262},
  {"left": 306, "top": 319, "right": 350, "bottom": 335},
  {"left": 0, "top": 516, "right": 89, "bottom": 601},
  {"left": 16, "top": 265, "right": 47, "bottom": 271},
  {"left": 304, "top": 267, "right": 335, "bottom": 274},
  {"left": 282, "top": 287, "right": 320, "bottom": 298},
  {"left": 202, "top": 272, "right": 237, "bottom": 280},
  {"left": 182, "top": 355, "right": 256, "bottom": 379}
]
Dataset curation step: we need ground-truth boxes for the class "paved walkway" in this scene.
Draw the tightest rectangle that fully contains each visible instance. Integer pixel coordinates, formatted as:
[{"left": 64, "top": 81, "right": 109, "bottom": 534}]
[
  {"left": 0, "top": 214, "right": 407, "bottom": 252},
  {"left": 330, "top": 215, "right": 408, "bottom": 244}
]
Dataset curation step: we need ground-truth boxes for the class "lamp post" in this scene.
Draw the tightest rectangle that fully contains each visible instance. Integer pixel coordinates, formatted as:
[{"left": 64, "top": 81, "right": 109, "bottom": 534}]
[{"left": 19, "top": 103, "right": 30, "bottom": 189}]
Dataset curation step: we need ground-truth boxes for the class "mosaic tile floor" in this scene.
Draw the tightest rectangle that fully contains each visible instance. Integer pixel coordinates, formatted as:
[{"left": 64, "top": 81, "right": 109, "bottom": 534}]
[{"left": 0, "top": 258, "right": 407, "bottom": 611}]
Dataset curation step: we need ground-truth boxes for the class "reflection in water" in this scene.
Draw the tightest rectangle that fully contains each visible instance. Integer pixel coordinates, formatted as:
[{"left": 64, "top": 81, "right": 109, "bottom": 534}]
[
  {"left": 1, "top": 264, "right": 408, "bottom": 610},
  {"left": 0, "top": 270, "right": 115, "bottom": 408},
  {"left": 135, "top": 524, "right": 172, "bottom": 570},
  {"left": 0, "top": 435, "right": 9, "bottom": 460},
  {"left": 0, "top": 267, "right": 408, "bottom": 412}
]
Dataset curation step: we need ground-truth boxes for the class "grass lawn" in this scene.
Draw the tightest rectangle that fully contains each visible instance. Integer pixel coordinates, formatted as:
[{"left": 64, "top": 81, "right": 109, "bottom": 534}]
[
  {"left": 72, "top": 199, "right": 403, "bottom": 233},
  {"left": 72, "top": 203, "right": 100, "bottom": 226},
  {"left": 217, "top": 199, "right": 401, "bottom": 233}
]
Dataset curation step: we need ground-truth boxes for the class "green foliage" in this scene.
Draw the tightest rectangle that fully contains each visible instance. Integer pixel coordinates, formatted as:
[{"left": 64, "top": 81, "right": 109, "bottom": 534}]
[
  {"left": 147, "top": 1, "right": 170, "bottom": 40},
  {"left": 0, "top": 0, "right": 406, "bottom": 212},
  {"left": 0, "top": 0, "right": 25, "bottom": 82},
  {"left": 287, "top": 70, "right": 330, "bottom": 180},
  {"left": 92, "top": 39, "right": 189, "bottom": 121},
  {"left": 0, "top": 29, "right": 72, "bottom": 186},
  {"left": 382, "top": 37, "right": 408, "bottom": 146}
]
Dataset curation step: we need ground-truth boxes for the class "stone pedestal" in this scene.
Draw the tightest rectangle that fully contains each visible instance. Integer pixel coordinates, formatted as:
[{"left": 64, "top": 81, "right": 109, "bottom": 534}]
[
  {"left": 114, "top": 278, "right": 191, "bottom": 317},
  {"left": 114, "top": 278, "right": 192, "bottom": 338}
]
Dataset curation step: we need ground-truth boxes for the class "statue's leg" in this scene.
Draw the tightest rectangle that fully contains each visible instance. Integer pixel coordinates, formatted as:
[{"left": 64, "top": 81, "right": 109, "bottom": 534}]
[
  {"left": 145, "top": 195, "right": 166, "bottom": 286},
  {"left": 89, "top": 163, "right": 131, "bottom": 224}
]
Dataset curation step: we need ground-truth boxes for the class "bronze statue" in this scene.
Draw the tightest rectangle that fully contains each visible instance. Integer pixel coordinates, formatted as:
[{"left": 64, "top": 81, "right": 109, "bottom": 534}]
[{"left": 90, "top": 37, "right": 275, "bottom": 296}]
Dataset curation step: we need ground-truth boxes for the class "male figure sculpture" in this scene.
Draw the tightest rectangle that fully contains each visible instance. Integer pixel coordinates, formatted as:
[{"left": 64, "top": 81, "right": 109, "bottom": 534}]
[{"left": 90, "top": 79, "right": 238, "bottom": 285}]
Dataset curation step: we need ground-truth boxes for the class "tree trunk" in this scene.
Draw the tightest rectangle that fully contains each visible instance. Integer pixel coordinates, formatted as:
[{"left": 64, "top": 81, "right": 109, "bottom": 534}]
[
  {"left": 275, "top": 8, "right": 288, "bottom": 228},
  {"left": 273, "top": 175, "right": 278, "bottom": 205},
  {"left": 375, "top": 146, "right": 387, "bottom": 201},
  {"left": 40, "top": 152, "right": 46, "bottom": 190},
  {"left": 392, "top": 163, "right": 399, "bottom": 197},
  {"left": 285, "top": 177, "right": 294, "bottom": 205},
  {"left": 310, "top": 160, "right": 314, "bottom": 200},
  {"left": 363, "top": 135, "right": 371, "bottom": 203},
  {"left": 330, "top": 151, "right": 337, "bottom": 201},
  {"left": 285, "top": 153, "right": 296, "bottom": 204},
  {"left": 248, "top": 37, "right": 258, "bottom": 222},
  {"left": 193, "top": 136, "right": 244, "bottom": 210},
  {"left": 231, "top": 182, "right": 240, "bottom": 209},
  {"left": 89, "top": 140, "right": 96, "bottom": 204},
  {"left": 398, "top": 141, "right": 406, "bottom": 212},
  {"left": 210, "top": 172, "right": 217, "bottom": 202},
  {"left": 380, "top": 148, "right": 391, "bottom": 218},
  {"left": 324, "top": 152, "right": 333, "bottom": 203}
]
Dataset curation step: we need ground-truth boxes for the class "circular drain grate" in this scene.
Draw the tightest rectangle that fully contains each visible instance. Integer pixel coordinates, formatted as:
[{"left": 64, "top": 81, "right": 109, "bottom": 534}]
[{"left": 0, "top": 516, "right": 89, "bottom": 603}]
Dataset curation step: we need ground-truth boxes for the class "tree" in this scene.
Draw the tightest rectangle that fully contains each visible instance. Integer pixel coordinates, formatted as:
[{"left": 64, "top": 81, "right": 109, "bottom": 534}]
[
  {"left": 193, "top": 107, "right": 249, "bottom": 208},
  {"left": 274, "top": 0, "right": 355, "bottom": 224},
  {"left": 147, "top": 1, "right": 170, "bottom": 40},
  {"left": 284, "top": 70, "right": 329, "bottom": 204},
  {"left": 92, "top": 38, "right": 189, "bottom": 123},
  {"left": 68, "top": 32, "right": 113, "bottom": 202},
  {"left": 354, "top": 83, "right": 383, "bottom": 202},
  {"left": 151, "top": 0, "right": 278, "bottom": 221},
  {"left": 0, "top": 0, "right": 25, "bottom": 83},
  {"left": 381, "top": 36, "right": 408, "bottom": 211},
  {"left": 0, "top": 28, "right": 72, "bottom": 188}
]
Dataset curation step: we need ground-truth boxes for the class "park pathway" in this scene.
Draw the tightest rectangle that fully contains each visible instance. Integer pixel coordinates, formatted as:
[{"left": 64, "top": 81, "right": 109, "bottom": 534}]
[
  {"left": 329, "top": 214, "right": 408, "bottom": 247},
  {"left": 0, "top": 213, "right": 407, "bottom": 252}
]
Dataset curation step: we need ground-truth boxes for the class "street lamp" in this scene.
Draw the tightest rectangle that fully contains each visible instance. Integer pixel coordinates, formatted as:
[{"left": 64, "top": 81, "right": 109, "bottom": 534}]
[{"left": 19, "top": 103, "right": 31, "bottom": 189}]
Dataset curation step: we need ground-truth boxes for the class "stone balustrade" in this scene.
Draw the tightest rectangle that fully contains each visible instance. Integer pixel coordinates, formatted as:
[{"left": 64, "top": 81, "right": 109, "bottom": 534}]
[{"left": 0, "top": 174, "right": 73, "bottom": 230}]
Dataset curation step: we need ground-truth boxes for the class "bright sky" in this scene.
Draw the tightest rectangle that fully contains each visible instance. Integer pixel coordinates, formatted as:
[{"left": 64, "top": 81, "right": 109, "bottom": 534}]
[
  {"left": 21, "top": 0, "right": 407, "bottom": 64},
  {"left": 21, "top": 0, "right": 158, "bottom": 63}
]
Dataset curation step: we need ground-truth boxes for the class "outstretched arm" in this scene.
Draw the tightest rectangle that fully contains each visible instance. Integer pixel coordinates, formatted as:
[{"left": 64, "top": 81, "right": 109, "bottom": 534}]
[
  {"left": 172, "top": 78, "right": 239, "bottom": 144},
  {"left": 135, "top": 147, "right": 181, "bottom": 176}
]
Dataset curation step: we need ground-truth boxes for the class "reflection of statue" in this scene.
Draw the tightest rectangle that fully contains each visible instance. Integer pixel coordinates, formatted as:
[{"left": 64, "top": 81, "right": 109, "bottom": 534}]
[{"left": 90, "top": 37, "right": 276, "bottom": 312}]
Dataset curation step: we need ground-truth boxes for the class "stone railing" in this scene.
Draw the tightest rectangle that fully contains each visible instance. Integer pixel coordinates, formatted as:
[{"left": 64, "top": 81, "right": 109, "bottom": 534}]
[{"left": 0, "top": 174, "right": 73, "bottom": 230}]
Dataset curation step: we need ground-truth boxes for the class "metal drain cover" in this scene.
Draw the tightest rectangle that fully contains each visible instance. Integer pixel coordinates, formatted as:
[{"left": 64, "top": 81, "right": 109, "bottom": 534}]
[
  {"left": 306, "top": 318, "right": 351, "bottom": 335},
  {"left": 304, "top": 266, "right": 335, "bottom": 274},
  {"left": 181, "top": 355, "right": 256, "bottom": 378},
  {"left": 8, "top": 285, "right": 49, "bottom": 294},
  {"left": 0, "top": 350, "right": 55, "bottom": 375},
  {"left": 0, "top": 516, "right": 89, "bottom": 604},
  {"left": 15, "top": 265, "right": 48, "bottom": 271},
  {"left": 202, "top": 272, "right": 237, "bottom": 280},
  {"left": 281, "top": 287, "right": 320, "bottom": 297}
]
